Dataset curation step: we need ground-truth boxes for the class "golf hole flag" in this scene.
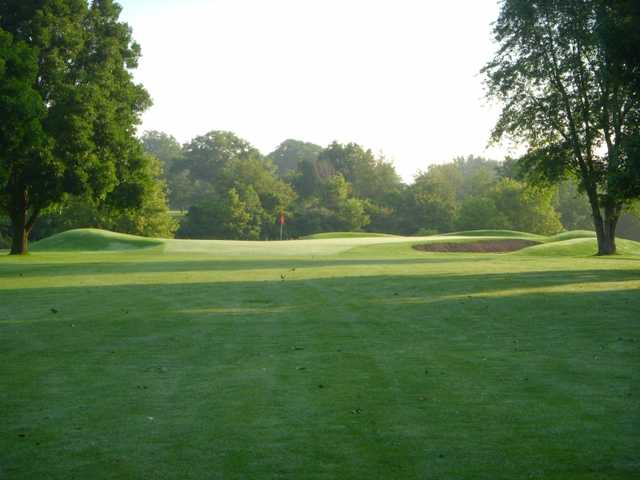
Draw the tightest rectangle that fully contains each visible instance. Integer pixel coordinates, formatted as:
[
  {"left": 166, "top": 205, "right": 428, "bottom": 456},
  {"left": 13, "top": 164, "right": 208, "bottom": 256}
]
[{"left": 278, "top": 211, "right": 285, "bottom": 240}]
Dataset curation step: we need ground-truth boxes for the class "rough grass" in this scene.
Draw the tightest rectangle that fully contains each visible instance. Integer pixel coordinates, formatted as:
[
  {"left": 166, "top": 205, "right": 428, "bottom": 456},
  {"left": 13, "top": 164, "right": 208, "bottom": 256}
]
[{"left": 2, "top": 230, "right": 640, "bottom": 479}]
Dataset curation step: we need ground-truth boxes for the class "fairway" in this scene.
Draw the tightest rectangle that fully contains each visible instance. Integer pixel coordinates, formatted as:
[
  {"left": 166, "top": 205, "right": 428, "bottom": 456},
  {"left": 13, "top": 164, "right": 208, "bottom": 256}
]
[{"left": 1, "top": 231, "right": 639, "bottom": 479}]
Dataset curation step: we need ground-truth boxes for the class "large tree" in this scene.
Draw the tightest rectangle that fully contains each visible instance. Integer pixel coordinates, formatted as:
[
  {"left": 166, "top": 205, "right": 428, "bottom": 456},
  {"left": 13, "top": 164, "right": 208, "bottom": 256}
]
[
  {"left": 0, "top": 0, "right": 151, "bottom": 254},
  {"left": 483, "top": 0, "right": 640, "bottom": 254}
]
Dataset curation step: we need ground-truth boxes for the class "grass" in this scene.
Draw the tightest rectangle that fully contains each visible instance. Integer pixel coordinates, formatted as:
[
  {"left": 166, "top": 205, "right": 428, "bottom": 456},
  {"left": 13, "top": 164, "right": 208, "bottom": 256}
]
[
  {"left": 1, "top": 229, "right": 639, "bottom": 479},
  {"left": 32, "top": 228, "right": 163, "bottom": 252},
  {"left": 547, "top": 230, "right": 597, "bottom": 242},
  {"left": 301, "top": 231, "right": 398, "bottom": 239},
  {"left": 442, "top": 229, "right": 547, "bottom": 240}
]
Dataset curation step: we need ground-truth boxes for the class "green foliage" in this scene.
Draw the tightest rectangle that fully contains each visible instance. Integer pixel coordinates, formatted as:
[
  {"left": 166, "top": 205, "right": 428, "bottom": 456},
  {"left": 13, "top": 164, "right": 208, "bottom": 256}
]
[
  {"left": 336, "top": 198, "right": 370, "bottom": 232},
  {"left": 0, "top": 215, "right": 10, "bottom": 249},
  {"left": 315, "top": 142, "right": 402, "bottom": 202},
  {"left": 490, "top": 179, "right": 563, "bottom": 235},
  {"left": 408, "top": 165, "right": 461, "bottom": 233},
  {"left": 32, "top": 155, "right": 177, "bottom": 239},
  {"left": 267, "top": 139, "right": 322, "bottom": 176},
  {"left": 178, "top": 187, "right": 264, "bottom": 240},
  {"left": 555, "top": 180, "right": 594, "bottom": 230},
  {"left": 617, "top": 208, "right": 640, "bottom": 241},
  {"left": 164, "top": 131, "right": 295, "bottom": 240},
  {"left": 288, "top": 141, "right": 402, "bottom": 235},
  {"left": 456, "top": 197, "right": 509, "bottom": 231},
  {"left": 178, "top": 131, "right": 261, "bottom": 184},
  {"left": 171, "top": 132, "right": 294, "bottom": 240},
  {"left": 141, "top": 130, "right": 183, "bottom": 172},
  {"left": 287, "top": 172, "right": 371, "bottom": 237}
]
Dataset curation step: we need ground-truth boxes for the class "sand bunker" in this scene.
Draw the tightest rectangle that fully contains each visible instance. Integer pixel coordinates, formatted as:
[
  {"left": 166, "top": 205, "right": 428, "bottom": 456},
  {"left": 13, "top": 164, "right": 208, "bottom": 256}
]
[{"left": 413, "top": 239, "right": 540, "bottom": 253}]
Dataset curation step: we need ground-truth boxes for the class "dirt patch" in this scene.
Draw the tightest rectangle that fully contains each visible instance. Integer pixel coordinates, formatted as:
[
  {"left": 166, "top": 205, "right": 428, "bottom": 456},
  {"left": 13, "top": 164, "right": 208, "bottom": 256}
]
[{"left": 413, "top": 239, "right": 540, "bottom": 253}]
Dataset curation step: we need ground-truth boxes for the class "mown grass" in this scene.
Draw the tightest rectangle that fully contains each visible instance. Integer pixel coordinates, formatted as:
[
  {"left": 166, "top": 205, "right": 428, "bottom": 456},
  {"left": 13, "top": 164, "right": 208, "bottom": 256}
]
[{"left": 1, "top": 230, "right": 639, "bottom": 479}]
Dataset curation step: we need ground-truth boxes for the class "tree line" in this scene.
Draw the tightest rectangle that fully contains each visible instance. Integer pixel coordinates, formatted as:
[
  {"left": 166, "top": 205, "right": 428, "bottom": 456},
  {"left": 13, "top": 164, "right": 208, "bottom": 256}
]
[{"left": 12, "top": 130, "right": 639, "bottom": 245}]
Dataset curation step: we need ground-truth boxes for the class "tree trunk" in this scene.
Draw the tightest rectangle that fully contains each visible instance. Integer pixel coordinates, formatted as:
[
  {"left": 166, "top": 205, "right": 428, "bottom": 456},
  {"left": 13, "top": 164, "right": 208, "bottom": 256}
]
[
  {"left": 591, "top": 204, "right": 619, "bottom": 256},
  {"left": 584, "top": 184, "right": 619, "bottom": 256},
  {"left": 598, "top": 204, "right": 619, "bottom": 255},
  {"left": 10, "top": 220, "right": 29, "bottom": 255},
  {"left": 8, "top": 189, "right": 36, "bottom": 255}
]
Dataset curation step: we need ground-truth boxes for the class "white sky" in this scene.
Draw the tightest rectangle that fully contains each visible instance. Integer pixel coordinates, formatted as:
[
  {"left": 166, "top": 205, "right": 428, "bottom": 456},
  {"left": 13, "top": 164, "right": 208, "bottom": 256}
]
[{"left": 119, "top": 0, "right": 510, "bottom": 182}]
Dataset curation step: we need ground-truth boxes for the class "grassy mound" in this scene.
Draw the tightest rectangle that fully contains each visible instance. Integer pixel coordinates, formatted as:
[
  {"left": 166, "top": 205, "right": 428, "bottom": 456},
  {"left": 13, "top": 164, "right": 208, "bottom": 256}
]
[
  {"left": 31, "top": 228, "right": 163, "bottom": 252},
  {"left": 442, "top": 229, "right": 546, "bottom": 240},
  {"left": 413, "top": 239, "right": 540, "bottom": 253},
  {"left": 516, "top": 237, "right": 640, "bottom": 257},
  {"left": 302, "top": 232, "right": 397, "bottom": 239},
  {"left": 547, "top": 230, "right": 596, "bottom": 242}
]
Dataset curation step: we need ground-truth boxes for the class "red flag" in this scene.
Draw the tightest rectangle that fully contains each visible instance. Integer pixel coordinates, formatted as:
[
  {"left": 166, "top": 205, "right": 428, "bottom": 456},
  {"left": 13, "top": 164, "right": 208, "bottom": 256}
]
[{"left": 278, "top": 212, "right": 285, "bottom": 225}]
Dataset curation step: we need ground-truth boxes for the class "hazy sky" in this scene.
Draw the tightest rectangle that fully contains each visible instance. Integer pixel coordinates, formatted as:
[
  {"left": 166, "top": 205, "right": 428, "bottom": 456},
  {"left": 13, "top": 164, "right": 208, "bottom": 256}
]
[{"left": 118, "top": 0, "right": 508, "bottom": 182}]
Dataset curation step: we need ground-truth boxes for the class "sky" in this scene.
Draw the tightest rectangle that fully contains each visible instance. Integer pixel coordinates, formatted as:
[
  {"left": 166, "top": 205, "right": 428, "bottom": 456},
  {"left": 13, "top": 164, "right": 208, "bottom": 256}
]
[{"left": 118, "top": 0, "right": 510, "bottom": 182}]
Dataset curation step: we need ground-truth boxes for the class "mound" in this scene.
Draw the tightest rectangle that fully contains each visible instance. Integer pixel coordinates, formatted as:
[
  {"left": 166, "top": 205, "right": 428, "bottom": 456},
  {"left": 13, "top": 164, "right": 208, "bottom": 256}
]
[
  {"left": 441, "top": 229, "right": 545, "bottom": 240},
  {"left": 413, "top": 239, "right": 540, "bottom": 253},
  {"left": 31, "top": 228, "right": 163, "bottom": 252},
  {"left": 302, "top": 232, "right": 397, "bottom": 239},
  {"left": 516, "top": 237, "right": 640, "bottom": 257},
  {"left": 547, "top": 230, "right": 596, "bottom": 242}
]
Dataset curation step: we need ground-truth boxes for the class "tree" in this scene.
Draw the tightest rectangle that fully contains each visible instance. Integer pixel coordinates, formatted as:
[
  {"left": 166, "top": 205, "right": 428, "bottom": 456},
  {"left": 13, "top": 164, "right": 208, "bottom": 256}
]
[
  {"left": 456, "top": 197, "right": 509, "bottom": 231},
  {"left": 556, "top": 180, "right": 594, "bottom": 230},
  {"left": 483, "top": 0, "right": 640, "bottom": 254},
  {"left": 316, "top": 142, "right": 402, "bottom": 201},
  {"left": 491, "top": 179, "right": 563, "bottom": 235},
  {"left": 408, "top": 165, "right": 461, "bottom": 233},
  {"left": 178, "top": 187, "right": 262, "bottom": 240},
  {"left": 267, "top": 139, "right": 322, "bottom": 176},
  {"left": 32, "top": 154, "right": 178, "bottom": 239},
  {"left": 141, "top": 130, "right": 183, "bottom": 174},
  {"left": 0, "top": 0, "right": 151, "bottom": 254},
  {"left": 218, "top": 156, "right": 295, "bottom": 239},
  {"left": 173, "top": 132, "right": 295, "bottom": 240},
  {"left": 178, "top": 131, "right": 260, "bottom": 185}
]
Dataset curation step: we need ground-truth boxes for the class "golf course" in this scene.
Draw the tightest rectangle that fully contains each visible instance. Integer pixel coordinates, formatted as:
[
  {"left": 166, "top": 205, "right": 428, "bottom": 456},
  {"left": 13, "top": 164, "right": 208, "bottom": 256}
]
[{"left": 1, "top": 229, "right": 639, "bottom": 479}]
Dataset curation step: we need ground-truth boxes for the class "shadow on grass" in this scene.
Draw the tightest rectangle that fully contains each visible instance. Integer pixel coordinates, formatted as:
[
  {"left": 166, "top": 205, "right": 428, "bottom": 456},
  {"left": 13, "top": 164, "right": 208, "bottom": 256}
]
[
  {"left": 1, "top": 269, "right": 638, "bottom": 321},
  {"left": 0, "top": 255, "right": 504, "bottom": 278},
  {"left": 2, "top": 248, "right": 640, "bottom": 280},
  {"left": 1, "top": 270, "right": 639, "bottom": 480}
]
